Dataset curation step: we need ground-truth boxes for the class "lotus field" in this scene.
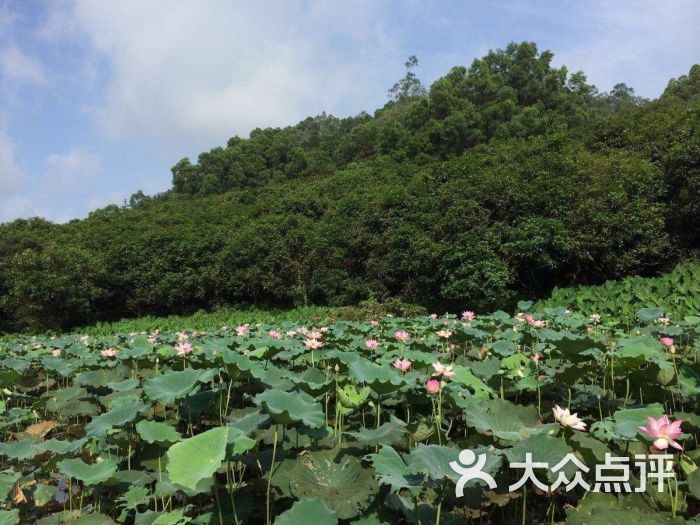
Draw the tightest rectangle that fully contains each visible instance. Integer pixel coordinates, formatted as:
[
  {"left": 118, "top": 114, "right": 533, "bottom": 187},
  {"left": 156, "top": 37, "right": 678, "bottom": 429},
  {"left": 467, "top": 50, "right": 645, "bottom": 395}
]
[{"left": 1, "top": 304, "right": 700, "bottom": 524}]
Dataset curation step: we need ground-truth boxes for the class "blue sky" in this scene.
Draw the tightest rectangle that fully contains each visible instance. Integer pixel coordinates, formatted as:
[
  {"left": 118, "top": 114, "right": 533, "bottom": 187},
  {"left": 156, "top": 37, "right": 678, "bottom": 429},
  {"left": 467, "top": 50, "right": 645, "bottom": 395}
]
[{"left": 1, "top": 1, "right": 699, "bottom": 223}]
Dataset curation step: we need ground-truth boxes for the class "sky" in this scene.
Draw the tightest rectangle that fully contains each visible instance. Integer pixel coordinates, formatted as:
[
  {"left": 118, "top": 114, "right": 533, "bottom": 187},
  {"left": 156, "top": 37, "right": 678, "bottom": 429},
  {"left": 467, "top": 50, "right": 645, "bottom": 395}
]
[{"left": 0, "top": 1, "right": 699, "bottom": 223}]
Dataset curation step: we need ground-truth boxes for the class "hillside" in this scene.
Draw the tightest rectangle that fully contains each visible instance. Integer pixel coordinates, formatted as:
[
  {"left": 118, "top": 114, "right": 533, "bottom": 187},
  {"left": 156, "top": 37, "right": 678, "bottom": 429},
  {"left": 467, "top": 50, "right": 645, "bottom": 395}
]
[{"left": 1, "top": 42, "right": 699, "bottom": 331}]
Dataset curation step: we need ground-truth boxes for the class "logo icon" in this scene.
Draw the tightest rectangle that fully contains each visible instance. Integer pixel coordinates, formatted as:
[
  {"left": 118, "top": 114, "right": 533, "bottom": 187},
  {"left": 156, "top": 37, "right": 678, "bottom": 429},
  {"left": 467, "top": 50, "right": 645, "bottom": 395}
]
[{"left": 450, "top": 449, "right": 497, "bottom": 496}]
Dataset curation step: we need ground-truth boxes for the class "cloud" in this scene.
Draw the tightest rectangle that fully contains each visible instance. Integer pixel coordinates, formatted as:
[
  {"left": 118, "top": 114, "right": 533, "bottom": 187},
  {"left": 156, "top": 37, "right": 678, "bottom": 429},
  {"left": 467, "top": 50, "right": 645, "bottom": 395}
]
[
  {"left": 547, "top": 1, "right": 700, "bottom": 97},
  {"left": 0, "top": 144, "right": 104, "bottom": 223},
  {"left": 0, "top": 43, "right": 47, "bottom": 85},
  {"left": 0, "top": 123, "right": 44, "bottom": 222},
  {"left": 0, "top": 122, "right": 23, "bottom": 193},
  {"left": 45, "top": 148, "right": 102, "bottom": 188},
  {"left": 51, "top": 1, "right": 401, "bottom": 152}
]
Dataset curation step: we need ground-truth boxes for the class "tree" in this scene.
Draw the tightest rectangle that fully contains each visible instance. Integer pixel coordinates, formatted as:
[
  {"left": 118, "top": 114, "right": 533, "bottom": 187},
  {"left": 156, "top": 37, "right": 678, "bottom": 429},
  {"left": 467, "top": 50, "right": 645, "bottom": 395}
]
[{"left": 388, "top": 55, "right": 427, "bottom": 101}]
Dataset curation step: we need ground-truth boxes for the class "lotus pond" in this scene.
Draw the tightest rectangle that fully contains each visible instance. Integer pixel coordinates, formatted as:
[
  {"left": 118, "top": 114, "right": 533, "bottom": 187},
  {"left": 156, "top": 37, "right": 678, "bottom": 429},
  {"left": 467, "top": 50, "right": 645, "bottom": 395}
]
[{"left": 1, "top": 305, "right": 700, "bottom": 524}]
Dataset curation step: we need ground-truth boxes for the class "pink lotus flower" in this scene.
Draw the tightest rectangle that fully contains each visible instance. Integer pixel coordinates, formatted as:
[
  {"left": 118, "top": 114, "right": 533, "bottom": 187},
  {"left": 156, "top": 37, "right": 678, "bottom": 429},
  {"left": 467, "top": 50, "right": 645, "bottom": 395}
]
[
  {"left": 430, "top": 313, "right": 438, "bottom": 319},
  {"left": 531, "top": 353, "right": 541, "bottom": 363},
  {"left": 431, "top": 361, "right": 455, "bottom": 380},
  {"left": 370, "top": 319, "right": 379, "bottom": 326},
  {"left": 79, "top": 335, "right": 89, "bottom": 344},
  {"left": 268, "top": 330, "right": 282, "bottom": 339},
  {"left": 425, "top": 379, "right": 441, "bottom": 395},
  {"left": 394, "top": 330, "right": 410, "bottom": 343},
  {"left": 640, "top": 415, "right": 683, "bottom": 451},
  {"left": 392, "top": 358, "right": 412, "bottom": 372},
  {"left": 586, "top": 326, "right": 594, "bottom": 334},
  {"left": 436, "top": 329, "right": 452, "bottom": 339},
  {"left": 657, "top": 316, "right": 671, "bottom": 326},
  {"left": 51, "top": 349, "right": 61, "bottom": 357},
  {"left": 304, "top": 338, "right": 324, "bottom": 350},
  {"left": 308, "top": 330, "right": 323, "bottom": 340},
  {"left": 286, "top": 330, "right": 297, "bottom": 337},
  {"left": 365, "top": 339, "right": 380, "bottom": 350},
  {"left": 175, "top": 342, "right": 193, "bottom": 357},
  {"left": 552, "top": 405, "right": 586, "bottom": 431},
  {"left": 235, "top": 324, "right": 249, "bottom": 336},
  {"left": 461, "top": 311, "right": 475, "bottom": 321},
  {"left": 101, "top": 348, "right": 117, "bottom": 358},
  {"left": 660, "top": 337, "right": 674, "bottom": 348},
  {"left": 523, "top": 313, "right": 534, "bottom": 324}
]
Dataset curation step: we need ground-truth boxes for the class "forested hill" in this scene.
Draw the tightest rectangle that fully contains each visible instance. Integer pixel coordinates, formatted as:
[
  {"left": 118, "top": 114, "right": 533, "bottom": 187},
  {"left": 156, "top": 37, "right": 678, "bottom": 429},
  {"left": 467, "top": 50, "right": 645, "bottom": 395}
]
[{"left": 1, "top": 42, "right": 699, "bottom": 331}]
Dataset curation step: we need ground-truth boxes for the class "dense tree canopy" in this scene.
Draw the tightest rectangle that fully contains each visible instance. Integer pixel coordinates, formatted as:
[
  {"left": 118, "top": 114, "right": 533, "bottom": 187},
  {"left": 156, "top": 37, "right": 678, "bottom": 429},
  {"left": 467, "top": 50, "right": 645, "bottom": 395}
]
[{"left": 1, "top": 42, "right": 698, "bottom": 331}]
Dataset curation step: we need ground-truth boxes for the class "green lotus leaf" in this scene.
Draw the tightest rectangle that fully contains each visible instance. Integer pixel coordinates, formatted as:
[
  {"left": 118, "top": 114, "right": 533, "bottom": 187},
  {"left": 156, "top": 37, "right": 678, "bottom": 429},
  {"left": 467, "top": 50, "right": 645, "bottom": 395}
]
[
  {"left": 0, "top": 470, "right": 20, "bottom": 500},
  {"left": 288, "top": 449, "right": 377, "bottom": 520},
  {"left": 455, "top": 397, "right": 551, "bottom": 442},
  {"left": 274, "top": 497, "right": 338, "bottom": 525},
  {"left": 566, "top": 491, "right": 678, "bottom": 525},
  {"left": 450, "top": 365, "right": 494, "bottom": 398},
  {"left": 636, "top": 307, "right": 665, "bottom": 322},
  {"left": 611, "top": 403, "right": 665, "bottom": 440},
  {"left": 136, "top": 421, "right": 182, "bottom": 445},
  {"left": 107, "top": 378, "right": 140, "bottom": 391},
  {"left": 502, "top": 433, "right": 575, "bottom": 483},
  {"left": 365, "top": 445, "right": 421, "bottom": 493},
  {"left": 39, "top": 438, "right": 87, "bottom": 455},
  {"left": 85, "top": 398, "right": 147, "bottom": 437},
  {"left": 290, "top": 368, "right": 333, "bottom": 396},
  {"left": 67, "top": 514, "right": 117, "bottom": 525},
  {"left": 345, "top": 419, "right": 407, "bottom": 447},
  {"left": 254, "top": 390, "right": 324, "bottom": 428},
  {"left": 33, "top": 484, "right": 58, "bottom": 507},
  {"left": 347, "top": 361, "right": 404, "bottom": 395},
  {"left": 0, "top": 510, "right": 19, "bottom": 525},
  {"left": 0, "top": 358, "right": 30, "bottom": 372},
  {"left": 166, "top": 427, "right": 228, "bottom": 490},
  {"left": 43, "top": 387, "right": 89, "bottom": 412},
  {"left": 337, "top": 384, "right": 371, "bottom": 409},
  {"left": 614, "top": 337, "right": 663, "bottom": 369},
  {"left": 144, "top": 368, "right": 214, "bottom": 405},
  {"left": 228, "top": 407, "right": 270, "bottom": 436},
  {"left": 118, "top": 485, "right": 151, "bottom": 509},
  {"left": 178, "top": 389, "right": 218, "bottom": 420},
  {"left": 75, "top": 368, "right": 129, "bottom": 388},
  {"left": 220, "top": 350, "right": 263, "bottom": 377},
  {"left": 39, "top": 357, "right": 74, "bottom": 377},
  {"left": 154, "top": 472, "right": 213, "bottom": 499},
  {"left": 0, "top": 438, "right": 41, "bottom": 460},
  {"left": 144, "top": 507, "right": 191, "bottom": 525},
  {"left": 58, "top": 458, "right": 117, "bottom": 486},
  {"left": 406, "top": 444, "right": 501, "bottom": 485}
]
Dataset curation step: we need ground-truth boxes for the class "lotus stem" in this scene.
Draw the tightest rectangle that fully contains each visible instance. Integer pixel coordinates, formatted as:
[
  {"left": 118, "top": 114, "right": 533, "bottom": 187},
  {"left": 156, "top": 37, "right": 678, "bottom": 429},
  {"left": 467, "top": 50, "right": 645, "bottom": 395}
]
[{"left": 266, "top": 425, "right": 279, "bottom": 525}]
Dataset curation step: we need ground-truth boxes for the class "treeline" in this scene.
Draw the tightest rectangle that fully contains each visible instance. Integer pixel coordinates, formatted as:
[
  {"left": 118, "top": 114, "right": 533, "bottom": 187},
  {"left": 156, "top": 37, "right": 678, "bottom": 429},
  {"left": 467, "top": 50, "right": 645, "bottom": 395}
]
[{"left": 1, "top": 42, "right": 698, "bottom": 331}]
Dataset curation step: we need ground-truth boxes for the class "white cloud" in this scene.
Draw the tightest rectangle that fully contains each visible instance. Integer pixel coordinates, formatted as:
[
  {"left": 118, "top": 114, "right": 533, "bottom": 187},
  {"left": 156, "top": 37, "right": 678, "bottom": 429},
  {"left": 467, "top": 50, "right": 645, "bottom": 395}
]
[
  {"left": 51, "top": 1, "right": 401, "bottom": 152},
  {"left": 0, "top": 123, "right": 44, "bottom": 222},
  {"left": 549, "top": 1, "right": 700, "bottom": 97},
  {"left": 0, "top": 144, "right": 104, "bottom": 223},
  {"left": 0, "top": 43, "right": 47, "bottom": 85},
  {"left": 0, "top": 122, "right": 23, "bottom": 194},
  {"left": 45, "top": 148, "right": 102, "bottom": 188}
]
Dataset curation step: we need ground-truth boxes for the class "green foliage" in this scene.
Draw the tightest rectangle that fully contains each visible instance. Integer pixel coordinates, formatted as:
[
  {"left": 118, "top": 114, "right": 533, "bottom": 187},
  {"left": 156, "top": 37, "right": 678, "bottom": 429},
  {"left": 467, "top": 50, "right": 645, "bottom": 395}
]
[
  {"left": 0, "top": 43, "right": 698, "bottom": 332},
  {"left": 0, "top": 308, "right": 699, "bottom": 523},
  {"left": 538, "top": 263, "right": 700, "bottom": 322}
]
